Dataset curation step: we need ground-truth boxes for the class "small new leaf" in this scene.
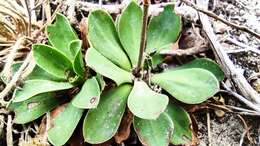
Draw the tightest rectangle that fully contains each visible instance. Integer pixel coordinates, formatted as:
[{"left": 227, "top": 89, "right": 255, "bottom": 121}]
[{"left": 69, "top": 40, "right": 85, "bottom": 77}]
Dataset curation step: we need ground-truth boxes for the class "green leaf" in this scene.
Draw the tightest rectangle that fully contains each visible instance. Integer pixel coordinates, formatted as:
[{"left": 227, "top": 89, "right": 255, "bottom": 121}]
[
  {"left": 88, "top": 10, "right": 131, "bottom": 70},
  {"left": 26, "top": 65, "right": 65, "bottom": 81},
  {"left": 72, "top": 77, "right": 100, "bottom": 109},
  {"left": 47, "top": 13, "right": 78, "bottom": 60},
  {"left": 175, "top": 58, "right": 225, "bottom": 81},
  {"left": 85, "top": 48, "right": 132, "bottom": 85},
  {"left": 69, "top": 40, "right": 85, "bottom": 77},
  {"left": 1, "top": 62, "right": 64, "bottom": 84},
  {"left": 151, "top": 68, "right": 219, "bottom": 104},
  {"left": 133, "top": 113, "right": 174, "bottom": 146},
  {"left": 13, "top": 80, "right": 74, "bottom": 102},
  {"left": 96, "top": 74, "right": 106, "bottom": 91},
  {"left": 9, "top": 93, "right": 61, "bottom": 124},
  {"left": 128, "top": 80, "right": 168, "bottom": 119},
  {"left": 165, "top": 102, "right": 193, "bottom": 145},
  {"left": 33, "top": 44, "right": 73, "bottom": 79},
  {"left": 115, "top": 15, "right": 121, "bottom": 32},
  {"left": 146, "top": 5, "right": 181, "bottom": 54},
  {"left": 83, "top": 84, "right": 132, "bottom": 144},
  {"left": 48, "top": 102, "right": 84, "bottom": 146},
  {"left": 118, "top": 1, "right": 142, "bottom": 66},
  {"left": 151, "top": 54, "right": 165, "bottom": 67}
]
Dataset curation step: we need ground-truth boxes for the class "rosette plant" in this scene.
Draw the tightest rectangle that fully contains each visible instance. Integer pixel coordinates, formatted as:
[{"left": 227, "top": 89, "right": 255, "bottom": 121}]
[
  {"left": 83, "top": 1, "right": 224, "bottom": 146},
  {"left": 7, "top": 1, "right": 225, "bottom": 146},
  {"left": 8, "top": 13, "right": 105, "bottom": 145}
]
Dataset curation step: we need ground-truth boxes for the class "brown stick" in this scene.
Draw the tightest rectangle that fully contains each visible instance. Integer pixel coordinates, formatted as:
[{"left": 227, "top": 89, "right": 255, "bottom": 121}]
[
  {"left": 160, "top": 45, "right": 209, "bottom": 56},
  {"left": 196, "top": 0, "right": 260, "bottom": 105},
  {"left": 181, "top": 0, "right": 260, "bottom": 40},
  {"left": 134, "top": 0, "right": 150, "bottom": 77}
]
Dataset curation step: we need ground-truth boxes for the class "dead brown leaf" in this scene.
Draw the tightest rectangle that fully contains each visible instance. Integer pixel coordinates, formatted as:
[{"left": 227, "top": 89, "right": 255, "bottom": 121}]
[
  {"left": 114, "top": 109, "right": 133, "bottom": 144},
  {"left": 79, "top": 18, "right": 89, "bottom": 50}
]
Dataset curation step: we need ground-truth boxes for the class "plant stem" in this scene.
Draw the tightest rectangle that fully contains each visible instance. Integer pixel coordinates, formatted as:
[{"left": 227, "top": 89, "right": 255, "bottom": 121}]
[{"left": 134, "top": 0, "right": 150, "bottom": 77}]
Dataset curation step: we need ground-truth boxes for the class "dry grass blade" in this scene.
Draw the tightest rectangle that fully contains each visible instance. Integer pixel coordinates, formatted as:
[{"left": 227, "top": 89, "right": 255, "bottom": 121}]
[
  {"left": 1, "top": 37, "right": 25, "bottom": 82},
  {"left": 0, "top": 2, "right": 29, "bottom": 36},
  {"left": 0, "top": 22, "right": 16, "bottom": 40}
]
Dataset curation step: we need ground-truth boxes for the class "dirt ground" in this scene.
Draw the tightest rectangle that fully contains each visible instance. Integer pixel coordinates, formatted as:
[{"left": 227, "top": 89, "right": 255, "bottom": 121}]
[{"left": 196, "top": 0, "right": 260, "bottom": 145}]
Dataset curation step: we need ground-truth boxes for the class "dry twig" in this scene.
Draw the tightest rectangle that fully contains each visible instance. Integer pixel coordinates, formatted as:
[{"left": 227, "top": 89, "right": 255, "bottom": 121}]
[
  {"left": 6, "top": 115, "right": 13, "bottom": 146},
  {"left": 1, "top": 37, "right": 25, "bottom": 82},
  {"left": 0, "top": 52, "right": 33, "bottom": 106},
  {"left": 160, "top": 45, "right": 209, "bottom": 56}
]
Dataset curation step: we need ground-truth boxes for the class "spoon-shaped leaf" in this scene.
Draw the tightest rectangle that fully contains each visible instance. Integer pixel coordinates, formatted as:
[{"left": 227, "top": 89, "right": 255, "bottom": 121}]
[
  {"left": 88, "top": 10, "right": 131, "bottom": 70},
  {"left": 3, "top": 62, "right": 64, "bottom": 84},
  {"left": 47, "top": 13, "right": 78, "bottom": 60},
  {"left": 13, "top": 80, "right": 74, "bottom": 102},
  {"left": 72, "top": 77, "right": 100, "bottom": 109},
  {"left": 165, "top": 102, "right": 193, "bottom": 145},
  {"left": 118, "top": 1, "right": 142, "bottom": 66},
  {"left": 146, "top": 5, "right": 181, "bottom": 54},
  {"left": 175, "top": 58, "right": 224, "bottom": 81},
  {"left": 128, "top": 80, "right": 168, "bottom": 119},
  {"left": 151, "top": 68, "right": 219, "bottom": 104},
  {"left": 48, "top": 102, "right": 84, "bottom": 146},
  {"left": 133, "top": 113, "right": 174, "bottom": 146},
  {"left": 69, "top": 40, "right": 85, "bottom": 77},
  {"left": 33, "top": 44, "right": 73, "bottom": 79},
  {"left": 9, "top": 93, "right": 61, "bottom": 124},
  {"left": 85, "top": 48, "right": 132, "bottom": 85},
  {"left": 83, "top": 84, "right": 132, "bottom": 144}
]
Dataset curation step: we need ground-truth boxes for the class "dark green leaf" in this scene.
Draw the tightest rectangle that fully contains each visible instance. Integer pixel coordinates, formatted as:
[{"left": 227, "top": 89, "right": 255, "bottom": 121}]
[
  {"left": 47, "top": 13, "right": 78, "bottom": 60},
  {"left": 85, "top": 48, "right": 132, "bottom": 85},
  {"left": 175, "top": 58, "right": 225, "bottom": 81},
  {"left": 146, "top": 6, "right": 181, "bottom": 54},
  {"left": 48, "top": 102, "right": 84, "bottom": 146},
  {"left": 118, "top": 1, "right": 142, "bottom": 66},
  {"left": 88, "top": 10, "right": 131, "bottom": 70},
  {"left": 128, "top": 80, "right": 168, "bottom": 119},
  {"left": 133, "top": 113, "right": 174, "bottom": 146},
  {"left": 72, "top": 77, "right": 100, "bottom": 109},
  {"left": 13, "top": 80, "right": 74, "bottom": 102},
  {"left": 165, "top": 102, "right": 193, "bottom": 145},
  {"left": 12, "top": 62, "right": 64, "bottom": 81},
  {"left": 9, "top": 93, "right": 61, "bottom": 124},
  {"left": 33, "top": 44, "right": 73, "bottom": 79},
  {"left": 151, "top": 68, "right": 219, "bottom": 104},
  {"left": 83, "top": 84, "right": 132, "bottom": 144},
  {"left": 69, "top": 40, "right": 85, "bottom": 77}
]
